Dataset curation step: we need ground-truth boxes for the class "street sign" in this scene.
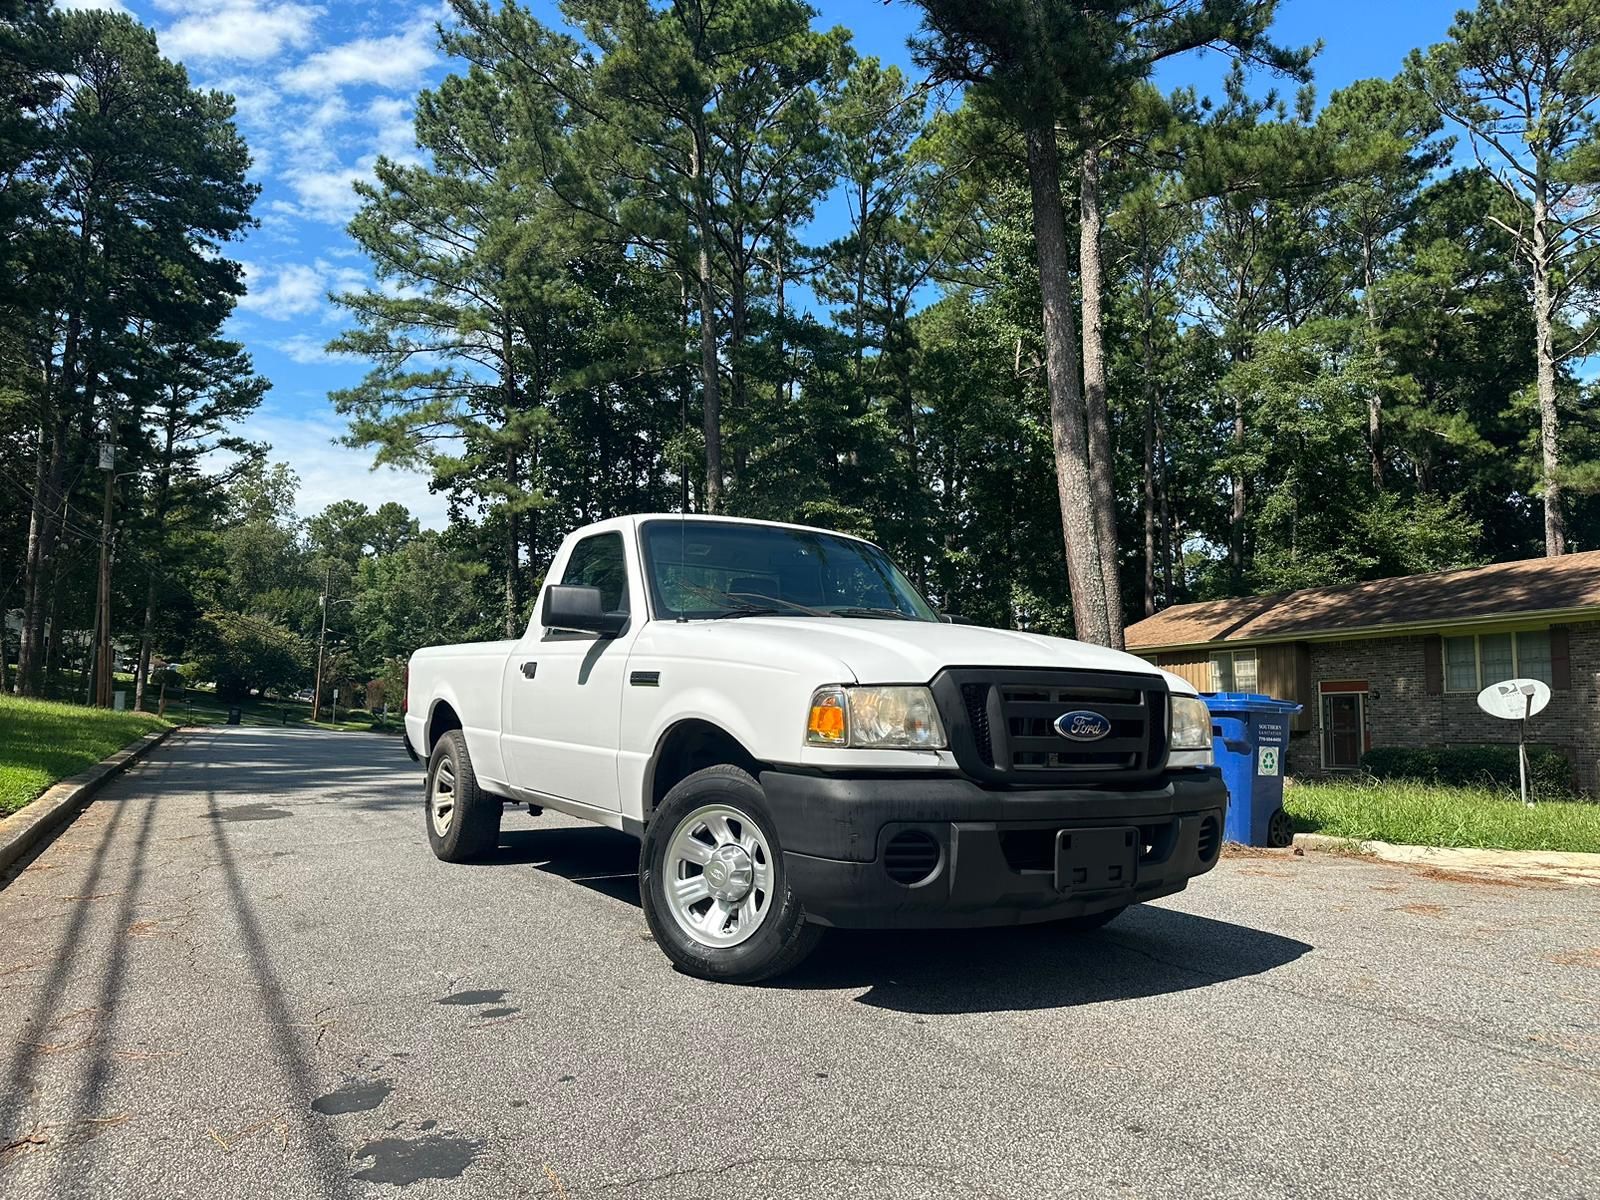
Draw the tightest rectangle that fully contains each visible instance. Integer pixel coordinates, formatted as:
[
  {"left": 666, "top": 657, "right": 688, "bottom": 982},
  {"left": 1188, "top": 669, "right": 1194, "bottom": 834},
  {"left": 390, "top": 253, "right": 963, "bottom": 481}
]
[
  {"left": 1475, "top": 678, "right": 1550, "bottom": 721},
  {"left": 1475, "top": 677, "right": 1553, "bottom": 807}
]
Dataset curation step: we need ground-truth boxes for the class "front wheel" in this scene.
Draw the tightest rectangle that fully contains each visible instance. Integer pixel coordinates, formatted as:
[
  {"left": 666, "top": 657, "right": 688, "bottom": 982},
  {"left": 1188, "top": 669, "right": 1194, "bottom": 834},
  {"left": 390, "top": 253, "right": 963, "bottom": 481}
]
[
  {"left": 425, "top": 730, "right": 501, "bottom": 862},
  {"left": 640, "top": 765, "right": 820, "bottom": 983}
]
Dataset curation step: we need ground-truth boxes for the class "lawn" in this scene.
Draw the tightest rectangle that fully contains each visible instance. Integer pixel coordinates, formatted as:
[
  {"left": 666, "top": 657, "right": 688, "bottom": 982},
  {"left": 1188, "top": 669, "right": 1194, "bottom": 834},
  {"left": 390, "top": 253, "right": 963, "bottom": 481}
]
[
  {"left": 1286, "top": 778, "right": 1600, "bottom": 854},
  {"left": 0, "top": 695, "right": 171, "bottom": 816},
  {"left": 171, "top": 690, "right": 396, "bottom": 733}
]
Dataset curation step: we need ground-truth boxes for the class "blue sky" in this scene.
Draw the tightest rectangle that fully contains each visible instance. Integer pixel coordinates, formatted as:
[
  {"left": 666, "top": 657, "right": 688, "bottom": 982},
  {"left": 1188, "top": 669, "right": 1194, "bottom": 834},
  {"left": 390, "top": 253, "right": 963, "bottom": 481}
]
[{"left": 62, "top": 0, "right": 1468, "bottom": 528}]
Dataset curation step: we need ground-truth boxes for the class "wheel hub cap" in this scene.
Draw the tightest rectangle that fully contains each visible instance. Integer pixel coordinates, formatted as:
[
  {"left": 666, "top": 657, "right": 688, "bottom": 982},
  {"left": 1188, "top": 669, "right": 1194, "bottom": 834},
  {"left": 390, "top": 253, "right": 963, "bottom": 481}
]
[{"left": 702, "top": 843, "right": 754, "bottom": 903}]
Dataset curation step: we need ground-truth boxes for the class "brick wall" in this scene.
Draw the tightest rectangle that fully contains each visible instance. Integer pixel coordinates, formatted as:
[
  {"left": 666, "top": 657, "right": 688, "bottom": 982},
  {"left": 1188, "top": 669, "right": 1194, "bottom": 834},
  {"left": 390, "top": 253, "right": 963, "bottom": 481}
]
[{"left": 1285, "top": 620, "right": 1600, "bottom": 796}]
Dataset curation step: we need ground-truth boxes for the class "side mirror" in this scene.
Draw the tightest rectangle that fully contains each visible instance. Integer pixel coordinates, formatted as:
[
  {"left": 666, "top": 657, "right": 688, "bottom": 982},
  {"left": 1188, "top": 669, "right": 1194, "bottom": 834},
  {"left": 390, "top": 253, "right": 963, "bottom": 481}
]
[
  {"left": 940, "top": 612, "right": 973, "bottom": 625},
  {"left": 542, "top": 584, "right": 627, "bottom": 636}
]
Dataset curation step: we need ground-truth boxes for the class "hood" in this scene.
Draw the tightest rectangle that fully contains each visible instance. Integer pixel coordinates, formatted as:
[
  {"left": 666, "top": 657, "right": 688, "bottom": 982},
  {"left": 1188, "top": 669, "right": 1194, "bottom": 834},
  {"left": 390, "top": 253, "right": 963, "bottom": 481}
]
[{"left": 690, "top": 617, "right": 1192, "bottom": 693}]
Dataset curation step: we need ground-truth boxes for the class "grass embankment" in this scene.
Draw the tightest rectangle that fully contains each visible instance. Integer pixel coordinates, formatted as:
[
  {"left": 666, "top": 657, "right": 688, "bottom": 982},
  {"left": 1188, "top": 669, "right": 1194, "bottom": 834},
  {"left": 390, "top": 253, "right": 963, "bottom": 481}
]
[
  {"left": 0, "top": 694, "right": 171, "bottom": 816},
  {"left": 1287, "top": 778, "right": 1600, "bottom": 854},
  {"left": 172, "top": 691, "right": 393, "bottom": 733}
]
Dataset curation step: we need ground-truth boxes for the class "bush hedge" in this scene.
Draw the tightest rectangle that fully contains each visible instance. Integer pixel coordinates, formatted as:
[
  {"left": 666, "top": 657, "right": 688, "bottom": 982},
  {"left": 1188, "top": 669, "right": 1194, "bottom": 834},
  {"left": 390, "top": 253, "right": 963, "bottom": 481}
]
[{"left": 1359, "top": 744, "right": 1576, "bottom": 799}]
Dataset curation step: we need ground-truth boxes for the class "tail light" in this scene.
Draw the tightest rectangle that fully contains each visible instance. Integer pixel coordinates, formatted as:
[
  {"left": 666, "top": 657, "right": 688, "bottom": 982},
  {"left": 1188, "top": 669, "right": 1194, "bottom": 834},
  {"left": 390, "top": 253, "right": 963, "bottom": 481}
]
[{"left": 401, "top": 662, "right": 409, "bottom": 714}]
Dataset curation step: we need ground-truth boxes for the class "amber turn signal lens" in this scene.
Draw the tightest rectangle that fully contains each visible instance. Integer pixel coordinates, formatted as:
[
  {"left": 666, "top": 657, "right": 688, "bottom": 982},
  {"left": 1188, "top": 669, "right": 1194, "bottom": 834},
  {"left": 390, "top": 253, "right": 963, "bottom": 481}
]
[{"left": 806, "top": 690, "right": 848, "bottom": 745}]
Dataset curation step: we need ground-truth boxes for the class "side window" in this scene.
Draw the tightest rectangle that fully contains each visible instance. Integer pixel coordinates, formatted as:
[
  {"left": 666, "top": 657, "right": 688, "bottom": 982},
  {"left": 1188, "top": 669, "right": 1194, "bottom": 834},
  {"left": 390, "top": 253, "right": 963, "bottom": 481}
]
[{"left": 560, "top": 532, "right": 629, "bottom": 614}]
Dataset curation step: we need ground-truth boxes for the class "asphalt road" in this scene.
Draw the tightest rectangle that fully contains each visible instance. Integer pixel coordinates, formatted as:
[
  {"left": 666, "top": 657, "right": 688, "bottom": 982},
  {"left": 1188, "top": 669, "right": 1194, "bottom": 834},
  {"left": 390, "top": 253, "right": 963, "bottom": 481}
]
[{"left": 1, "top": 727, "right": 1597, "bottom": 1199}]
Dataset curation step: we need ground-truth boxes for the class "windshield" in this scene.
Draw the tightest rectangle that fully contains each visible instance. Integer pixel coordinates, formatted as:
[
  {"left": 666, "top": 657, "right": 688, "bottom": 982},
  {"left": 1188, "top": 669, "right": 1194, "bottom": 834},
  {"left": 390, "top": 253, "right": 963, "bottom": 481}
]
[{"left": 640, "top": 520, "right": 939, "bottom": 622}]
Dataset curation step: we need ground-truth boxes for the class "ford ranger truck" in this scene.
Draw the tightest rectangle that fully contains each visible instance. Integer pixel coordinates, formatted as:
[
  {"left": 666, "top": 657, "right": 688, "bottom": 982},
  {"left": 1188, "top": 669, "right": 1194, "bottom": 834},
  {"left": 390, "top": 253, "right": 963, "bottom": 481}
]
[{"left": 404, "top": 514, "right": 1226, "bottom": 983}]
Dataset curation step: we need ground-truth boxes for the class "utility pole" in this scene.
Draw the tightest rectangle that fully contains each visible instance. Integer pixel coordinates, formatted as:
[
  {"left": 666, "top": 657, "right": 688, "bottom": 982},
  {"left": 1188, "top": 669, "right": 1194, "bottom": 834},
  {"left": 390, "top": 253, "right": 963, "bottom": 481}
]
[
  {"left": 313, "top": 561, "right": 330, "bottom": 723},
  {"left": 93, "top": 426, "right": 116, "bottom": 708}
]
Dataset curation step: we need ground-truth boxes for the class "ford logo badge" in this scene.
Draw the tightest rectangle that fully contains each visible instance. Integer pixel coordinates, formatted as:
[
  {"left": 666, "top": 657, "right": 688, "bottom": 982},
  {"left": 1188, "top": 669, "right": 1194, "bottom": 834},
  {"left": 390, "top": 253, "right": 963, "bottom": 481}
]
[{"left": 1054, "top": 710, "right": 1111, "bottom": 741}]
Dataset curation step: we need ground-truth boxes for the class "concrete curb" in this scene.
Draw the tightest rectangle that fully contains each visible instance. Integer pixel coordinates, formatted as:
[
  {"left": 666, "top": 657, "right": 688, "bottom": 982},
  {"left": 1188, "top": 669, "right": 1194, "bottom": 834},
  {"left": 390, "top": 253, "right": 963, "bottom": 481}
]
[
  {"left": 1292, "top": 831, "right": 1600, "bottom": 885},
  {"left": 0, "top": 724, "right": 178, "bottom": 878}
]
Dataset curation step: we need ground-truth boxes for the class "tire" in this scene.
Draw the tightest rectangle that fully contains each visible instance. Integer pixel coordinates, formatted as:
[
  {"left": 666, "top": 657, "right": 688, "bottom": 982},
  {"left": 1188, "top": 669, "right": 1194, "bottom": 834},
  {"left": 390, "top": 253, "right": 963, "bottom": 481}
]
[
  {"left": 1056, "top": 905, "right": 1128, "bottom": 933},
  {"left": 425, "top": 730, "right": 501, "bottom": 862},
  {"left": 639, "top": 764, "right": 821, "bottom": 983}
]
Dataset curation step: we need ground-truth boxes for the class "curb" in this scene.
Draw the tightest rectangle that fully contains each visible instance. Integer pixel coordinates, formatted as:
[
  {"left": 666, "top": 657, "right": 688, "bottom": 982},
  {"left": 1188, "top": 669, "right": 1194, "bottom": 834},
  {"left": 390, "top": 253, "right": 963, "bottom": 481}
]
[
  {"left": 0, "top": 724, "right": 178, "bottom": 878},
  {"left": 1292, "top": 831, "right": 1600, "bottom": 884}
]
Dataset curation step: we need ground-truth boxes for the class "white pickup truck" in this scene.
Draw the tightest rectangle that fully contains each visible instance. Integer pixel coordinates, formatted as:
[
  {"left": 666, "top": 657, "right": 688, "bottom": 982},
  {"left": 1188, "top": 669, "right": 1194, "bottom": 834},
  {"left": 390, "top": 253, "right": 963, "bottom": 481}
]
[{"left": 405, "top": 514, "right": 1225, "bottom": 982}]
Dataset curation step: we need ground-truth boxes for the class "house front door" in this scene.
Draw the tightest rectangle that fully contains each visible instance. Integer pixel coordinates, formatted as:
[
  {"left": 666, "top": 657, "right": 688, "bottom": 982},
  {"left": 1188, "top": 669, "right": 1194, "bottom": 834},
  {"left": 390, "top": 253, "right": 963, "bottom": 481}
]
[{"left": 1321, "top": 693, "right": 1366, "bottom": 769}]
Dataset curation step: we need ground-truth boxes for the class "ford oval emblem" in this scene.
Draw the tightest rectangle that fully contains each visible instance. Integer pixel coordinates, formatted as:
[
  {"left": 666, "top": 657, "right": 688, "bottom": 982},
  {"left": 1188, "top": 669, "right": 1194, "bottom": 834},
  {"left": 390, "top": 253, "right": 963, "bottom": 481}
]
[{"left": 1054, "top": 710, "right": 1111, "bottom": 741}]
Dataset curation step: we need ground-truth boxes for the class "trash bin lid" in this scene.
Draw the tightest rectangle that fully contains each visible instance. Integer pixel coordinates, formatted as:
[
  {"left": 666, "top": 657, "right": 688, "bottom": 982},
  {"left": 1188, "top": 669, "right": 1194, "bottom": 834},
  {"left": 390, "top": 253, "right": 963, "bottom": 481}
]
[{"left": 1200, "top": 691, "right": 1303, "bottom": 714}]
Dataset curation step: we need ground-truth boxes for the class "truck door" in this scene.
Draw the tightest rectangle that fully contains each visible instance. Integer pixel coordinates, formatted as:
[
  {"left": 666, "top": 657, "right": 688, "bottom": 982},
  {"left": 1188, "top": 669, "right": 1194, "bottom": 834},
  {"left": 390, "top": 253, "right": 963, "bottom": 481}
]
[{"left": 501, "top": 530, "right": 640, "bottom": 810}]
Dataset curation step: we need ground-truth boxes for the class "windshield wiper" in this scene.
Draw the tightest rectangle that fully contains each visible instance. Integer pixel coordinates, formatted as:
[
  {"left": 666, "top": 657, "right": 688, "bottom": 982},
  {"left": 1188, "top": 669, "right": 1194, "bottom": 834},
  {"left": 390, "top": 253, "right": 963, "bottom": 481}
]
[
  {"left": 829, "top": 607, "right": 916, "bottom": 620},
  {"left": 723, "top": 592, "right": 828, "bottom": 616},
  {"left": 711, "top": 603, "right": 786, "bottom": 620}
]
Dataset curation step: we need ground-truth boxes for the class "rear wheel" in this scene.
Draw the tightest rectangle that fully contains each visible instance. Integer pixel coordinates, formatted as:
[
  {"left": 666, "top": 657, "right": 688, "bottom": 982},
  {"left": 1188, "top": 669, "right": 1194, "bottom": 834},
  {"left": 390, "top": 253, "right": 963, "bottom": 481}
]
[
  {"left": 425, "top": 730, "right": 501, "bottom": 862},
  {"left": 640, "top": 765, "right": 820, "bottom": 983}
]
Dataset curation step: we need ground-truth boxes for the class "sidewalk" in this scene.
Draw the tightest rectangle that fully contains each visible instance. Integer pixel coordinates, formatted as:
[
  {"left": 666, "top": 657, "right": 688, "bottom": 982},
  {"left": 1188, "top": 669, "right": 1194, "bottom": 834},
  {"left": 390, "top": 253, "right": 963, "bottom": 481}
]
[{"left": 1294, "top": 832, "right": 1600, "bottom": 885}]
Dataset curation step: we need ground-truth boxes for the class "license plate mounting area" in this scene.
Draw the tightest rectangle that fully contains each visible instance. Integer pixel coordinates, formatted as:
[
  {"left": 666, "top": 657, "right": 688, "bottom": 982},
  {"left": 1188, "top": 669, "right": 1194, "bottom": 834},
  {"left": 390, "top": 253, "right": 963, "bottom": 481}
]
[{"left": 1054, "top": 826, "right": 1138, "bottom": 894}]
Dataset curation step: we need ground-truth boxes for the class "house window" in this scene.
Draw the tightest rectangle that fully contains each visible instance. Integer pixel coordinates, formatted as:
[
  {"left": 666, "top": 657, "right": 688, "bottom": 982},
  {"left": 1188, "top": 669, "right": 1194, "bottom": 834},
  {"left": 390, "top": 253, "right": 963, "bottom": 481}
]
[
  {"left": 1209, "top": 649, "right": 1258, "bottom": 692},
  {"left": 1442, "top": 630, "right": 1553, "bottom": 691}
]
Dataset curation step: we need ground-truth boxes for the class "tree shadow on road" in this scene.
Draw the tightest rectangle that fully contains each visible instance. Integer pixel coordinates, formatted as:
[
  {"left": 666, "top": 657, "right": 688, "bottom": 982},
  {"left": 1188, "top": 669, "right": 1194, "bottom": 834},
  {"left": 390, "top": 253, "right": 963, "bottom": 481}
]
[{"left": 487, "top": 822, "right": 1313, "bottom": 1014}]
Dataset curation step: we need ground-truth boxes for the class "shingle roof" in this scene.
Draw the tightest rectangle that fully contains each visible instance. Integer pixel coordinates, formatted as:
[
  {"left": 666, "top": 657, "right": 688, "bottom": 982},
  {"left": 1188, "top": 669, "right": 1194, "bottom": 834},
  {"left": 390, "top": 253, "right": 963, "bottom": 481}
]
[{"left": 1124, "top": 550, "right": 1600, "bottom": 649}]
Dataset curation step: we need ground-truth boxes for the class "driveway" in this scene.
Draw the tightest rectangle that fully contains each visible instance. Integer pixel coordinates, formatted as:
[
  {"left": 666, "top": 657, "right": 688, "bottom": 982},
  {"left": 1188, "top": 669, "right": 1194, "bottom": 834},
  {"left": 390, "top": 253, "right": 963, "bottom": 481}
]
[{"left": 1, "top": 726, "right": 1596, "bottom": 1198}]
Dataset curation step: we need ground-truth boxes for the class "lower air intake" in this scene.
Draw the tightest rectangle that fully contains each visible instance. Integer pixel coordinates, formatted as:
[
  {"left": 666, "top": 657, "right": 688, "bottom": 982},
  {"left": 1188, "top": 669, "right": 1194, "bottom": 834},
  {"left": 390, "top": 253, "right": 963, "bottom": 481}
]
[{"left": 883, "top": 830, "right": 941, "bottom": 886}]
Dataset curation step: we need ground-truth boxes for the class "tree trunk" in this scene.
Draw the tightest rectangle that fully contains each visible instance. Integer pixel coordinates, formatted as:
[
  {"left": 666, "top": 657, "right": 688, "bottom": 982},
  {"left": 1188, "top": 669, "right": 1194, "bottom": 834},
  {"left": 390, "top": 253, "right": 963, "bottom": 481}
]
[
  {"left": 854, "top": 178, "right": 869, "bottom": 377},
  {"left": 505, "top": 444, "right": 522, "bottom": 637},
  {"left": 728, "top": 261, "right": 748, "bottom": 497},
  {"left": 135, "top": 576, "right": 156, "bottom": 711},
  {"left": 1024, "top": 121, "right": 1109, "bottom": 646},
  {"left": 1362, "top": 240, "right": 1383, "bottom": 489},
  {"left": 18, "top": 415, "right": 66, "bottom": 695},
  {"left": 1077, "top": 137, "right": 1123, "bottom": 647},
  {"left": 690, "top": 114, "right": 723, "bottom": 514},
  {"left": 1230, "top": 394, "right": 1246, "bottom": 583},
  {"left": 1530, "top": 186, "right": 1565, "bottom": 556},
  {"left": 15, "top": 421, "right": 50, "bottom": 693},
  {"left": 502, "top": 319, "right": 524, "bottom": 635},
  {"left": 1140, "top": 283, "right": 1158, "bottom": 618},
  {"left": 1158, "top": 408, "right": 1173, "bottom": 603}
]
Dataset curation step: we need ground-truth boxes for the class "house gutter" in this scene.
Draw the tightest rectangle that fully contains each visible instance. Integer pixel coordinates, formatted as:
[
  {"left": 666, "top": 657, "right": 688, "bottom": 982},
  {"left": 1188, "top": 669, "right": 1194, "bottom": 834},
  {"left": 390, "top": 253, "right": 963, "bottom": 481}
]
[{"left": 1127, "top": 604, "right": 1600, "bottom": 655}]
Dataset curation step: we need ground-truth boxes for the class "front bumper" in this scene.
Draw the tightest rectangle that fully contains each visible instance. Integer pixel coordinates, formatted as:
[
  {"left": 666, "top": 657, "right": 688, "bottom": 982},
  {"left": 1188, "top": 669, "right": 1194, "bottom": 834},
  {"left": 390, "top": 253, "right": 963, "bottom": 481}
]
[{"left": 759, "top": 767, "right": 1228, "bottom": 929}]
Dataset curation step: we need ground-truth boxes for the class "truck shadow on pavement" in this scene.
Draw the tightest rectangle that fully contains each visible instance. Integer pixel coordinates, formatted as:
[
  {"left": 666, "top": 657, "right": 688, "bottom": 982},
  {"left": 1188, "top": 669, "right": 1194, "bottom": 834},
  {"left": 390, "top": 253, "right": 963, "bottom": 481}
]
[{"left": 490, "top": 823, "right": 1314, "bottom": 1014}]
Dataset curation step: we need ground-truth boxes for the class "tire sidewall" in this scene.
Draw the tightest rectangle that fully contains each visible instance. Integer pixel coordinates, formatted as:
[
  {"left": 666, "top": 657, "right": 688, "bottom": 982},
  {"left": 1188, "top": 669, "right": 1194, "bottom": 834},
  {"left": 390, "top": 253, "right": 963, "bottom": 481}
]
[
  {"left": 425, "top": 730, "right": 498, "bottom": 860},
  {"left": 424, "top": 734, "right": 461, "bottom": 858},
  {"left": 641, "top": 766, "right": 810, "bottom": 982}
]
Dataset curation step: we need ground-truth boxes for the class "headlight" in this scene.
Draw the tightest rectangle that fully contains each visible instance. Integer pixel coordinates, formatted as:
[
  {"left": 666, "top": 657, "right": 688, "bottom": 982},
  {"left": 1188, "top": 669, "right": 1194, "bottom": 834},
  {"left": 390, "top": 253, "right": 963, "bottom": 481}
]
[
  {"left": 806, "top": 686, "right": 947, "bottom": 749},
  {"left": 1169, "top": 695, "right": 1213, "bottom": 752}
]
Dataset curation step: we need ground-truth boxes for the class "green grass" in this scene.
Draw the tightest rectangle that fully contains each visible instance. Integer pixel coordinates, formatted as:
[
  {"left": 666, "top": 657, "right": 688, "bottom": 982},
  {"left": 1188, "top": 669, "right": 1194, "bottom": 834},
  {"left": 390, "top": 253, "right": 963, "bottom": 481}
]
[
  {"left": 1287, "top": 778, "right": 1600, "bottom": 854},
  {"left": 0, "top": 695, "right": 171, "bottom": 816},
  {"left": 173, "top": 691, "right": 395, "bottom": 733}
]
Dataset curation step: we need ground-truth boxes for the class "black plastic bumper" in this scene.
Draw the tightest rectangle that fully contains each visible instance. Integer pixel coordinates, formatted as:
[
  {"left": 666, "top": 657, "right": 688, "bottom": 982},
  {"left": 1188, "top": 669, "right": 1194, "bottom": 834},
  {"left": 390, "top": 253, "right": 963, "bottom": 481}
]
[{"left": 759, "top": 767, "right": 1228, "bottom": 929}]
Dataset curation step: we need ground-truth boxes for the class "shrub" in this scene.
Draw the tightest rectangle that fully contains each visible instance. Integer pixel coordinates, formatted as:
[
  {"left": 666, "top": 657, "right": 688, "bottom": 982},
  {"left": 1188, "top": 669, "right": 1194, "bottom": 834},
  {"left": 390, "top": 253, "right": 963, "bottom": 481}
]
[{"left": 1360, "top": 743, "right": 1575, "bottom": 799}]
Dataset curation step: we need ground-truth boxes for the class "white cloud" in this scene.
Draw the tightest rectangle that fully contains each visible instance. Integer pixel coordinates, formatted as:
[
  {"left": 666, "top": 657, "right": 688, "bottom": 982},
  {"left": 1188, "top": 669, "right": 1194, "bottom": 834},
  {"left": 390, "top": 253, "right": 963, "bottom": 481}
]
[
  {"left": 237, "top": 258, "right": 367, "bottom": 318},
  {"left": 271, "top": 334, "right": 349, "bottom": 364},
  {"left": 158, "top": 1, "right": 321, "bottom": 63},
  {"left": 237, "top": 261, "right": 326, "bottom": 317},
  {"left": 279, "top": 22, "right": 438, "bottom": 95},
  {"left": 55, "top": 0, "right": 131, "bottom": 12},
  {"left": 366, "top": 95, "right": 418, "bottom": 160},
  {"left": 230, "top": 408, "right": 449, "bottom": 529}
]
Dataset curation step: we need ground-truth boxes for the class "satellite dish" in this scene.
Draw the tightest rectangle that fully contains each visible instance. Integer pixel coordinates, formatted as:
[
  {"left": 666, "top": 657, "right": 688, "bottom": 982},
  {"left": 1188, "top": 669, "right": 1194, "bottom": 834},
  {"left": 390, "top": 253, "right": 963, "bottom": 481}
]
[{"left": 1476, "top": 677, "right": 1551, "bottom": 721}]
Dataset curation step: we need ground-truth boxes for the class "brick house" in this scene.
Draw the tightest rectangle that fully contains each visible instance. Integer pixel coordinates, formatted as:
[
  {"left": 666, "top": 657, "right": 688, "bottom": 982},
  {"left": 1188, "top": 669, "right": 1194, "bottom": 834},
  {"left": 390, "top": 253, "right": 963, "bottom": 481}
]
[{"left": 1123, "top": 552, "right": 1600, "bottom": 796}]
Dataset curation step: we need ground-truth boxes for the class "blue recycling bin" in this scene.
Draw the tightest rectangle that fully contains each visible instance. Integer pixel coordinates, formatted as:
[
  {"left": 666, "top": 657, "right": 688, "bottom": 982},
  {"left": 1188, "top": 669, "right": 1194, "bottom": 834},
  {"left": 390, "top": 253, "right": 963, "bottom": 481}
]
[{"left": 1202, "top": 692, "right": 1303, "bottom": 847}]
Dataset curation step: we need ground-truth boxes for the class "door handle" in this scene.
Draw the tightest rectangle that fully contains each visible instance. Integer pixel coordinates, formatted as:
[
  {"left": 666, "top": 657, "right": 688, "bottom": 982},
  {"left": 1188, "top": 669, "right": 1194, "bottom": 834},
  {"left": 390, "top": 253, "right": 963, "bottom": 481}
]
[{"left": 521, "top": 661, "right": 537, "bottom": 679}]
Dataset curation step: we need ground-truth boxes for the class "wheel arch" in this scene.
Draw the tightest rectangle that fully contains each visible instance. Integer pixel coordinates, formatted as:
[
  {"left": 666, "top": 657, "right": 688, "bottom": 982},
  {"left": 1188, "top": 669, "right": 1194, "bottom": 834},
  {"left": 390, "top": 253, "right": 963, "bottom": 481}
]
[
  {"left": 426, "top": 697, "right": 463, "bottom": 757},
  {"left": 644, "top": 719, "right": 764, "bottom": 824}
]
